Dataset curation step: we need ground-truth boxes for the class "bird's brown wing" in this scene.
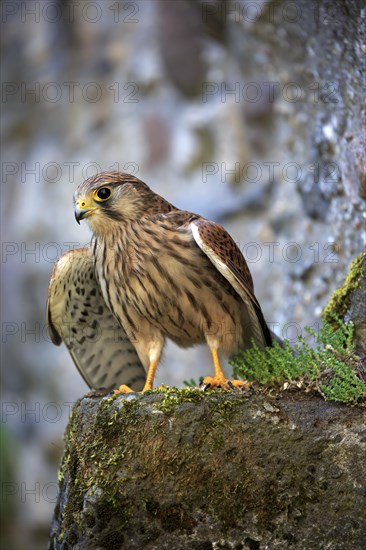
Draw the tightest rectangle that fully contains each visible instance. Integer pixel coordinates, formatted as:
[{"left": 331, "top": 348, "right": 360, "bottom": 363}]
[
  {"left": 191, "top": 218, "right": 272, "bottom": 348},
  {"left": 47, "top": 247, "right": 146, "bottom": 391}
]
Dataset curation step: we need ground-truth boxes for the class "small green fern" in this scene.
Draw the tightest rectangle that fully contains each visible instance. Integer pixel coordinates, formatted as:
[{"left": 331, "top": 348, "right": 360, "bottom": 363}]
[
  {"left": 183, "top": 377, "right": 203, "bottom": 388},
  {"left": 230, "top": 319, "right": 365, "bottom": 404}
]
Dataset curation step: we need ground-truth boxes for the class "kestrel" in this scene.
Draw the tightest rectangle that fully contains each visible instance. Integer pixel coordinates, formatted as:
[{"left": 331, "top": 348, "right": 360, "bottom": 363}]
[{"left": 47, "top": 171, "right": 273, "bottom": 392}]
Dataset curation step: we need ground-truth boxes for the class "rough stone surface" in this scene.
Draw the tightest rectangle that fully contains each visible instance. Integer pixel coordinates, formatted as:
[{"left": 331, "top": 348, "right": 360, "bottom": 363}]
[{"left": 50, "top": 390, "right": 366, "bottom": 549}]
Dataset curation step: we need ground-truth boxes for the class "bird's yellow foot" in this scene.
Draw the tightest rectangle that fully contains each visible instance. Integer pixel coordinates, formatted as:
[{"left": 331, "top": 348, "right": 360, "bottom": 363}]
[
  {"left": 112, "top": 383, "right": 169, "bottom": 396},
  {"left": 201, "top": 376, "right": 252, "bottom": 392},
  {"left": 113, "top": 384, "right": 135, "bottom": 394}
]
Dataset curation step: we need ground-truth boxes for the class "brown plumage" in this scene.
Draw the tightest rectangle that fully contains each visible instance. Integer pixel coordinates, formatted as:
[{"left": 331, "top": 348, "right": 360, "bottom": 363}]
[{"left": 47, "top": 171, "right": 272, "bottom": 392}]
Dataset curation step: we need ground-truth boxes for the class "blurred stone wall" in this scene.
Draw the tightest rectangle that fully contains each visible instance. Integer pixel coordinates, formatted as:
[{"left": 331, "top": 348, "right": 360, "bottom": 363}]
[{"left": 1, "top": 0, "right": 365, "bottom": 548}]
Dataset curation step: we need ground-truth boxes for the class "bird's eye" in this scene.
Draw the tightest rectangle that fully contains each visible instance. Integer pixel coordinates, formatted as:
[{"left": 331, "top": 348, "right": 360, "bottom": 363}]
[{"left": 94, "top": 187, "right": 111, "bottom": 202}]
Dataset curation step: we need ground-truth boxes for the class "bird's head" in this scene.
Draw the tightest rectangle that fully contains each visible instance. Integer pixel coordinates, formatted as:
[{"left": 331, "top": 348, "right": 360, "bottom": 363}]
[{"left": 74, "top": 171, "right": 155, "bottom": 233}]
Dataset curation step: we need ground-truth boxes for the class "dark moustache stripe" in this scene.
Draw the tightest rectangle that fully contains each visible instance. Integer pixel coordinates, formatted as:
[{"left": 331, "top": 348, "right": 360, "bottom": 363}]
[{"left": 104, "top": 207, "right": 125, "bottom": 222}]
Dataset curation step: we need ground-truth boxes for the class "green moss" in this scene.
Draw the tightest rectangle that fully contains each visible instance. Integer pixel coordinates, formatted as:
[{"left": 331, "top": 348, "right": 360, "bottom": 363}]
[
  {"left": 153, "top": 387, "right": 206, "bottom": 414},
  {"left": 230, "top": 318, "right": 365, "bottom": 404},
  {"left": 322, "top": 252, "right": 365, "bottom": 325}
]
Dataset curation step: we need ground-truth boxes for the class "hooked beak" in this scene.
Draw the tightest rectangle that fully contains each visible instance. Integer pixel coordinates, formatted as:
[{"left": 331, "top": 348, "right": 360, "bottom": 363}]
[{"left": 74, "top": 199, "right": 95, "bottom": 224}]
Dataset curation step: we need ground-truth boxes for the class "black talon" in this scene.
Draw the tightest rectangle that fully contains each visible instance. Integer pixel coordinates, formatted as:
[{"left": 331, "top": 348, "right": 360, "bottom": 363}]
[{"left": 228, "top": 380, "right": 235, "bottom": 390}]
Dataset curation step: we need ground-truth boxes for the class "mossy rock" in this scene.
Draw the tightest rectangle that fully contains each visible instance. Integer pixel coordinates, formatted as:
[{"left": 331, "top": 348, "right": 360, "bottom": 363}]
[
  {"left": 50, "top": 389, "right": 366, "bottom": 549},
  {"left": 323, "top": 252, "right": 366, "bottom": 355}
]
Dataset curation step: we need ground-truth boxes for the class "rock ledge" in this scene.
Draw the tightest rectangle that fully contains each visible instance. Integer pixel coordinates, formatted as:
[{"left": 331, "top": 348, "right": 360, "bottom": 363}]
[{"left": 50, "top": 389, "right": 366, "bottom": 549}]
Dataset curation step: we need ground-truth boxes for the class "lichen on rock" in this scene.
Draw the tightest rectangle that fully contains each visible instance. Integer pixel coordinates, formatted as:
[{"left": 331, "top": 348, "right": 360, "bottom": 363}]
[{"left": 322, "top": 251, "right": 366, "bottom": 355}]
